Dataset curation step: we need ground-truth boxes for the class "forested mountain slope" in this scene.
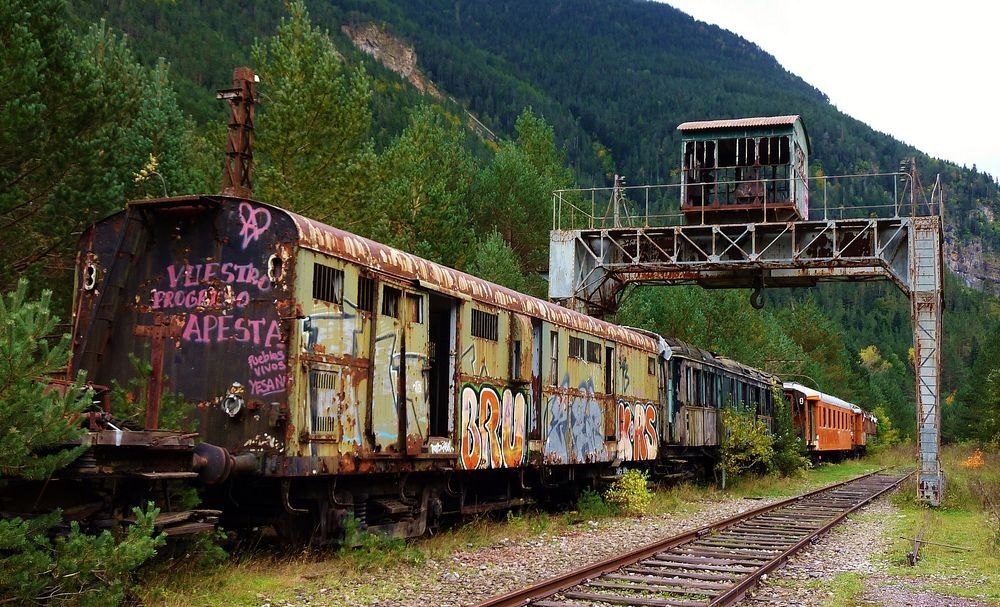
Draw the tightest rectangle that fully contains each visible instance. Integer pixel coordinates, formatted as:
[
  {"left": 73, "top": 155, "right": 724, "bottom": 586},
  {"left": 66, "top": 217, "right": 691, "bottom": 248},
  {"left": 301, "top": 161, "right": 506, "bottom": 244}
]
[{"left": 74, "top": 0, "right": 1000, "bottom": 292}]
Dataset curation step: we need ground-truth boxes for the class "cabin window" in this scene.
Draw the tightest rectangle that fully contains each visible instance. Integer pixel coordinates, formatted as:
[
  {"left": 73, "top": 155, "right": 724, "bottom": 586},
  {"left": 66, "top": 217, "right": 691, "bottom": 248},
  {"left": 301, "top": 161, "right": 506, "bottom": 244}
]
[
  {"left": 605, "top": 347, "right": 615, "bottom": 394},
  {"left": 568, "top": 336, "right": 584, "bottom": 359},
  {"left": 586, "top": 340, "right": 601, "bottom": 363},
  {"left": 758, "top": 136, "right": 790, "bottom": 165},
  {"left": 648, "top": 357, "right": 656, "bottom": 375},
  {"left": 357, "top": 275, "right": 375, "bottom": 313},
  {"left": 313, "top": 264, "right": 344, "bottom": 305},
  {"left": 381, "top": 286, "right": 400, "bottom": 317},
  {"left": 471, "top": 308, "right": 499, "bottom": 341}
]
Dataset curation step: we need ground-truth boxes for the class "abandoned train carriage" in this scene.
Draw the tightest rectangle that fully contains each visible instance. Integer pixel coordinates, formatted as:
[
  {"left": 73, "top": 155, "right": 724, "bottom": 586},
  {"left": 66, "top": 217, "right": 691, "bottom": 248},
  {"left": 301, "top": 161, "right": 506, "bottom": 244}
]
[
  {"left": 659, "top": 336, "right": 779, "bottom": 447},
  {"left": 70, "top": 195, "right": 669, "bottom": 539},
  {"left": 783, "top": 382, "right": 869, "bottom": 457}
]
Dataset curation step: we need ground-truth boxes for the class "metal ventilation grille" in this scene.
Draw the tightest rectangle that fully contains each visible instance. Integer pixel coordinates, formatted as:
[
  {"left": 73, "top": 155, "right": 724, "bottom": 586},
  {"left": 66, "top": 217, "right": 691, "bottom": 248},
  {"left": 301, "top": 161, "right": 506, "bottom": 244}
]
[{"left": 310, "top": 369, "right": 339, "bottom": 434}]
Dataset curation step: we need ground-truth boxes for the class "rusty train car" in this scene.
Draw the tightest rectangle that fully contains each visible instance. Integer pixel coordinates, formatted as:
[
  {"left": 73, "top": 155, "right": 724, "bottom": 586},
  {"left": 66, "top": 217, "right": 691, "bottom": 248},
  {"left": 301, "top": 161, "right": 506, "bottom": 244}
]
[
  {"left": 784, "top": 382, "right": 875, "bottom": 458},
  {"left": 45, "top": 193, "right": 874, "bottom": 543},
  {"left": 66, "top": 195, "right": 683, "bottom": 541}
]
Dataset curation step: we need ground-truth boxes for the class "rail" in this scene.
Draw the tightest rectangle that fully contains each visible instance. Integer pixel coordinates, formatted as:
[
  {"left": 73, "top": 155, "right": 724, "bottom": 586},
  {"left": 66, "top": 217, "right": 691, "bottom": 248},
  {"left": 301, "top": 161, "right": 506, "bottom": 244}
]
[
  {"left": 553, "top": 171, "right": 942, "bottom": 231},
  {"left": 472, "top": 468, "right": 913, "bottom": 607}
]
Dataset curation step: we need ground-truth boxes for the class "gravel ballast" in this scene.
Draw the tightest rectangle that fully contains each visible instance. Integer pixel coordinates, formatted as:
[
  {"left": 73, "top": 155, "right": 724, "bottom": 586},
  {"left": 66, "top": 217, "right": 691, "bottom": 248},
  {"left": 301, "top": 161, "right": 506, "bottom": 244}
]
[{"left": 252, "top": 492, "right": 991, "bottom": 607}]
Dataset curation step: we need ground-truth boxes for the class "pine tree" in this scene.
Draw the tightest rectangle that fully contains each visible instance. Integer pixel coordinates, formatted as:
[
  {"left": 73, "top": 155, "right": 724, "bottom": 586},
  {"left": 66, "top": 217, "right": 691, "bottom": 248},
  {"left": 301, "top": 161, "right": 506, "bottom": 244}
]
[
  {"left": 0, "top": 280, "right": 91, "bottom": 479},
  {"left": 252, "top": 0, "right": 376, "bottom": 228}
]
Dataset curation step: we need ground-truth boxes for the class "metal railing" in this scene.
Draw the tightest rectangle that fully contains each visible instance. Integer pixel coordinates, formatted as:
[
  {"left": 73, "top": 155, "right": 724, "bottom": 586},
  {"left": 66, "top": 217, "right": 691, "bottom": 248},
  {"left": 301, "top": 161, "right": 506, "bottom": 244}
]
[{"left": 553, "top": 170, "right": 942, "bottom": 230}]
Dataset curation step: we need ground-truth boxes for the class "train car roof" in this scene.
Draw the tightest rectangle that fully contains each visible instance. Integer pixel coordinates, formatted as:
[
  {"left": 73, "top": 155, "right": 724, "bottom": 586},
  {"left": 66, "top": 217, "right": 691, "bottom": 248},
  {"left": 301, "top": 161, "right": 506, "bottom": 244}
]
[
  {"left": 783, "top": 381, "right": 862, "bottom": 413},
  {"left": 662, "top": 336, "right": 777, "bottom": 385},
  {"left": 124, "top": 195, "right": 661, "bottom": 352}
]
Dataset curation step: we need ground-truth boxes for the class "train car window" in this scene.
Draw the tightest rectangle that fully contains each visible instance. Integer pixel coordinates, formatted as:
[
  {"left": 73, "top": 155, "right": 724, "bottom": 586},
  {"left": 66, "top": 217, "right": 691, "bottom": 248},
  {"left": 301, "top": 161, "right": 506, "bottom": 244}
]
[
  {"left": 471, "top": 309, "right": 499, "bottom": 341},
  {"left": 406, "top": 293, "right": 423, "bottom": 324},
  {"left": 381, "top": 286, "right": 400, "bottom": 317},
  {"left": 357, "top": 275, "right": 375, "bottom": 313},
  {"left": 605, "top": 347, "right": 615, "bottom": 394},
  {"left": 586, "top": 341, "right": 601, "bottom": 363},
  {"left": 511, "top": 340, "right": 522, "bottom": 380},
  {"left": 647, "top": 357, "right": 656, "bottom": 375},
  {"left": 694, "top": 369, "right": 705, "bottom": 406},
  {"left": 569, "top": 336, "right": 584, "bottom": 359},
  {"left": 312, "top": 264, "right": 344, "bottom": 304},
  {"left": 686, "top": 366, "right": 693, "bottom": 403},
  {"left": 549, "top": 331, "right": 559, "bottom": 384}
]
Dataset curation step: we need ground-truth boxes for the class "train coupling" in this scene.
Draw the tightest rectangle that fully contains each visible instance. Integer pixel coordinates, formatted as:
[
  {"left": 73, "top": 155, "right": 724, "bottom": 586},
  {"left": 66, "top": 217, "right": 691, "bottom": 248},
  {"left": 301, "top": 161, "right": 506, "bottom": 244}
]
[{"left": 192, "top": 442, "right": 258, "bottom": 484}]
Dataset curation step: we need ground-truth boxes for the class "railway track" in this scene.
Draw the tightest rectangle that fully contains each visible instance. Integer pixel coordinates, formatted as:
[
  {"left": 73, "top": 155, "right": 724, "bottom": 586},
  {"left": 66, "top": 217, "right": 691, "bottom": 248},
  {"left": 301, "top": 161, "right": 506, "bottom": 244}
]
[{"left": 473, "top": 468, "right": 913, "bottom": 607}]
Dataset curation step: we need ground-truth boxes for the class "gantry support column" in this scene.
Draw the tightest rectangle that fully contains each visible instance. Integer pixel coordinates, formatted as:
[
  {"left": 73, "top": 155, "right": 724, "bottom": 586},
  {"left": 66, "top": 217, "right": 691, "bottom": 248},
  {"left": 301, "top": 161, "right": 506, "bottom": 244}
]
[{"left": 910, "top": 216, "right": 944, "bottom": 505}]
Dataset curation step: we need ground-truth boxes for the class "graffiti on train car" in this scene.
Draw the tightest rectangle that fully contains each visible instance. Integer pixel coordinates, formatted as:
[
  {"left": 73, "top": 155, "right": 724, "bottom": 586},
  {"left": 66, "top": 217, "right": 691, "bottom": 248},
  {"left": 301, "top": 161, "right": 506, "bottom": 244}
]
[
  {"left": 617, "top": 400, "right": 657, "bottom": 461},
  {"left": 460, "top": 384, "right": 527, "bottom": 469},
  {"left": 303, "top": 302, "right": 367, "bottom": 357},
  {"left": 238, "top": 202, "right": 271, "bottom": 249},
  {"left": 544, "top": 376, "right": 607, "bottom": 465},
  {"left": 248, "top": 349, "right": 287, "bottom": 396}
]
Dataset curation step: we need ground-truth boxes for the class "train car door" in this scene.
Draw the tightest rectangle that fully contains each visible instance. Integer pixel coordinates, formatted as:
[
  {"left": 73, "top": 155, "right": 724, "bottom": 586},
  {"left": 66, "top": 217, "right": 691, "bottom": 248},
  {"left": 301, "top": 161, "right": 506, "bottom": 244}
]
[
  {"left": 401, "top": 290, "right": 430, "bottom": 455},
  {"left": 427, "top": 293, "right": 457, "bottom": 451},
  {"left": 372, "top": 284, "right": 430, "bottom": 454}
]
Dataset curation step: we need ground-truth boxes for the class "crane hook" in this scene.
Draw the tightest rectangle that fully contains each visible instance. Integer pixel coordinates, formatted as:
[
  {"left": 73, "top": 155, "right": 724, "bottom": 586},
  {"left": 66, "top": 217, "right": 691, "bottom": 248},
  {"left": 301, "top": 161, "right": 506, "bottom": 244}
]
[{"left": 750, "top": 277, "right": 765, "bottom": 309}]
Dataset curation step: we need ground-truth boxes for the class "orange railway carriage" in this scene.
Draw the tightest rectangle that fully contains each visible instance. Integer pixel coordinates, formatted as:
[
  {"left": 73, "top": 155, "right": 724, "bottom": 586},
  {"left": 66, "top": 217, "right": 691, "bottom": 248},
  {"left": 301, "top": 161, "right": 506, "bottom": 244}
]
[{"left": 783, "top": 382, "right": 866, "bottom": 457}]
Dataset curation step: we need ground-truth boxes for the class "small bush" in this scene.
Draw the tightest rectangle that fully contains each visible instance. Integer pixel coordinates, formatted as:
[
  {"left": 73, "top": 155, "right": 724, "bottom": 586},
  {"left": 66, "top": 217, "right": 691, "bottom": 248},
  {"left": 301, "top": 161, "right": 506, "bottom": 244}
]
[
  {"left": 0, "top": 504, "right": 165, "bottom": 606},
  {"left": 604, "top": 469, "right": 652, "bottom": 517},
  {"left": 719, "top": 407, "right": 774, "bottom": 482},
  {"left": 336, "top": 516, "right": 424, "bottom": 570},
  {"left": 770, "top": 384, "right": 810, "bottom": 477},
  {"left": 576, "top": 489, "right": 612, "bottom": 519}
]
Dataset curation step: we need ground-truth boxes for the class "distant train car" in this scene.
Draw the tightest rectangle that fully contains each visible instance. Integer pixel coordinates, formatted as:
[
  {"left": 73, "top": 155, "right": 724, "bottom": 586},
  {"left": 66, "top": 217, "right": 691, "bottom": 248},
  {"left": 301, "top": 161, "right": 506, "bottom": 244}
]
[
  {"left": 678, "top": 115, "right": 811, "bottom": 224},
  {"left": 657, "top": 336, "right": 778, "bottom": 448},
  {"left": 69, "top": 195, "right": 670, "bottom": 542},
  {"left": 783, "top": 382, "right": 866, "bottom": 458}
]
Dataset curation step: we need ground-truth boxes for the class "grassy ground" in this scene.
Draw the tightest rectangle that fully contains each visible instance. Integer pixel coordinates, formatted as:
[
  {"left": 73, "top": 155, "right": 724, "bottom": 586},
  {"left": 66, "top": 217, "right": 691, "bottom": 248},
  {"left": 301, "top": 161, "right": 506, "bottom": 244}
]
[
  {"left": 875, "top": 444, "right": 1000, "bottom": 605},
  {"left": 133, "top": 445, "right": 999, "bottom": 606}
]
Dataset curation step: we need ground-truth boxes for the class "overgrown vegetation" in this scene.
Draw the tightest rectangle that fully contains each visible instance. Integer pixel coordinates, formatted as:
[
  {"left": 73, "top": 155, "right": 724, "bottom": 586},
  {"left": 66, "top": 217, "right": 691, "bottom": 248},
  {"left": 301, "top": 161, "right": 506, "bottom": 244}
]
[
  {"left": 0, "top": 280, "right": 167, "bottom": 606},
  {"left": 718, "top": 407, "right": 774, "bottom": 485},
  {"left": 0, "top": 505, "right": 166, "bottom": 606},
  {"left": 603, "top": 469, "right": 653, "bottom": 516},
  {"left": 0, "top": 280, "right": 90, "bottom": 478}
]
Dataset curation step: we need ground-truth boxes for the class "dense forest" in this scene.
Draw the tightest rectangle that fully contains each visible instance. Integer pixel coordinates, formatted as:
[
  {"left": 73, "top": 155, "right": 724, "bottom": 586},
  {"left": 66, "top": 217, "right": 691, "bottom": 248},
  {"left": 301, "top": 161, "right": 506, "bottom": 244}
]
[{"left": 4, "top": 0, "right": 999, "bottom": 444}]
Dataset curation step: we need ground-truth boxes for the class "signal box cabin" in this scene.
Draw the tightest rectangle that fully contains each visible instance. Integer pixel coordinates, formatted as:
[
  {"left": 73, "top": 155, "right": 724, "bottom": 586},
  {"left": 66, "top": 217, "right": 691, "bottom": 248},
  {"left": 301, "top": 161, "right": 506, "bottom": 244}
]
[{"left": 678, "top": 115, "right": 811, "bottom": 224}]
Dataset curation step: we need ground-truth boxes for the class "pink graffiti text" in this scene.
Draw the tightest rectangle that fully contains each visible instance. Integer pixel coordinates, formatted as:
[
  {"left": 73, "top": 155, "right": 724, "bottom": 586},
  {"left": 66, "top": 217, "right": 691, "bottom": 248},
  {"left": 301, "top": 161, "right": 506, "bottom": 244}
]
[
  {"left": 249, "top": 374, "right": 287, "bottom": 396},
  {"left": 151, "top": 287, "right": 250, "bottom": 311},
  {"left": 182, "top": 314, "right": 282, "bottom": 348},
  {"left": 165, "top": 261, "right": 270, "bottom": 291},
  {"left": 248, "top": 350, "right": 286, "bottom": 378},
  {"left": 460, "top": 385, "right": 526, "bottom": 470}
]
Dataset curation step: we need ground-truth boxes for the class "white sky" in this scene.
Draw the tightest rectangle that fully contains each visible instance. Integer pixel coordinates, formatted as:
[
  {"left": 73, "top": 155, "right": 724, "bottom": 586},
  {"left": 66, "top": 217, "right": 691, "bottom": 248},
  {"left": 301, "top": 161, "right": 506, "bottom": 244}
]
[{"left": 663, "top": 1, "right": 1000, "bottom": 181}]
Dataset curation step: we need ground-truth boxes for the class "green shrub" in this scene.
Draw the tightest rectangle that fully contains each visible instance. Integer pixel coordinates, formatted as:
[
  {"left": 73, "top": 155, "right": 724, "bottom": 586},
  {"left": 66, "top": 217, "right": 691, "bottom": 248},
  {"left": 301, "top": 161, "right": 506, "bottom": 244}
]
[
  {"left": 576, "top": 488, "right": 612, "bottom": 519},
  {"left": 0, "top": 504, "right": 165, "bottom": 606},
  {"left": 604, "top": 469, "right": 652, "bottom": 516},
  {"left": 770, "top": 384, "right": 810, "bottom": 476},
  {"left": 336, "top": 515, "right": 424, "bottom": 570},
  {"left": 719, "top": 407, "right": 774, "bottom": 482}
]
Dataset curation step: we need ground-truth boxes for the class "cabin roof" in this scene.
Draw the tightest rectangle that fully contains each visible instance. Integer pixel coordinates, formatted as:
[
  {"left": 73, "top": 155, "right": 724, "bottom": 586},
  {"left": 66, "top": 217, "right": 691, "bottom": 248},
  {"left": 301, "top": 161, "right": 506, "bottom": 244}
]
[{"left": 677, "top": 115, "right": 801, "bottom": 132}]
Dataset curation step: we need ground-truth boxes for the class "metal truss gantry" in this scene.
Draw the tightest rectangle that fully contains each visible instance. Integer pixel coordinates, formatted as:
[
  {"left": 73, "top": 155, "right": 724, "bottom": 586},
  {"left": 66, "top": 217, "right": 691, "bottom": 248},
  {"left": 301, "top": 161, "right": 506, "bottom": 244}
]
[{"left": 549, "top": 207, "right": 945, "bottom": 504}]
